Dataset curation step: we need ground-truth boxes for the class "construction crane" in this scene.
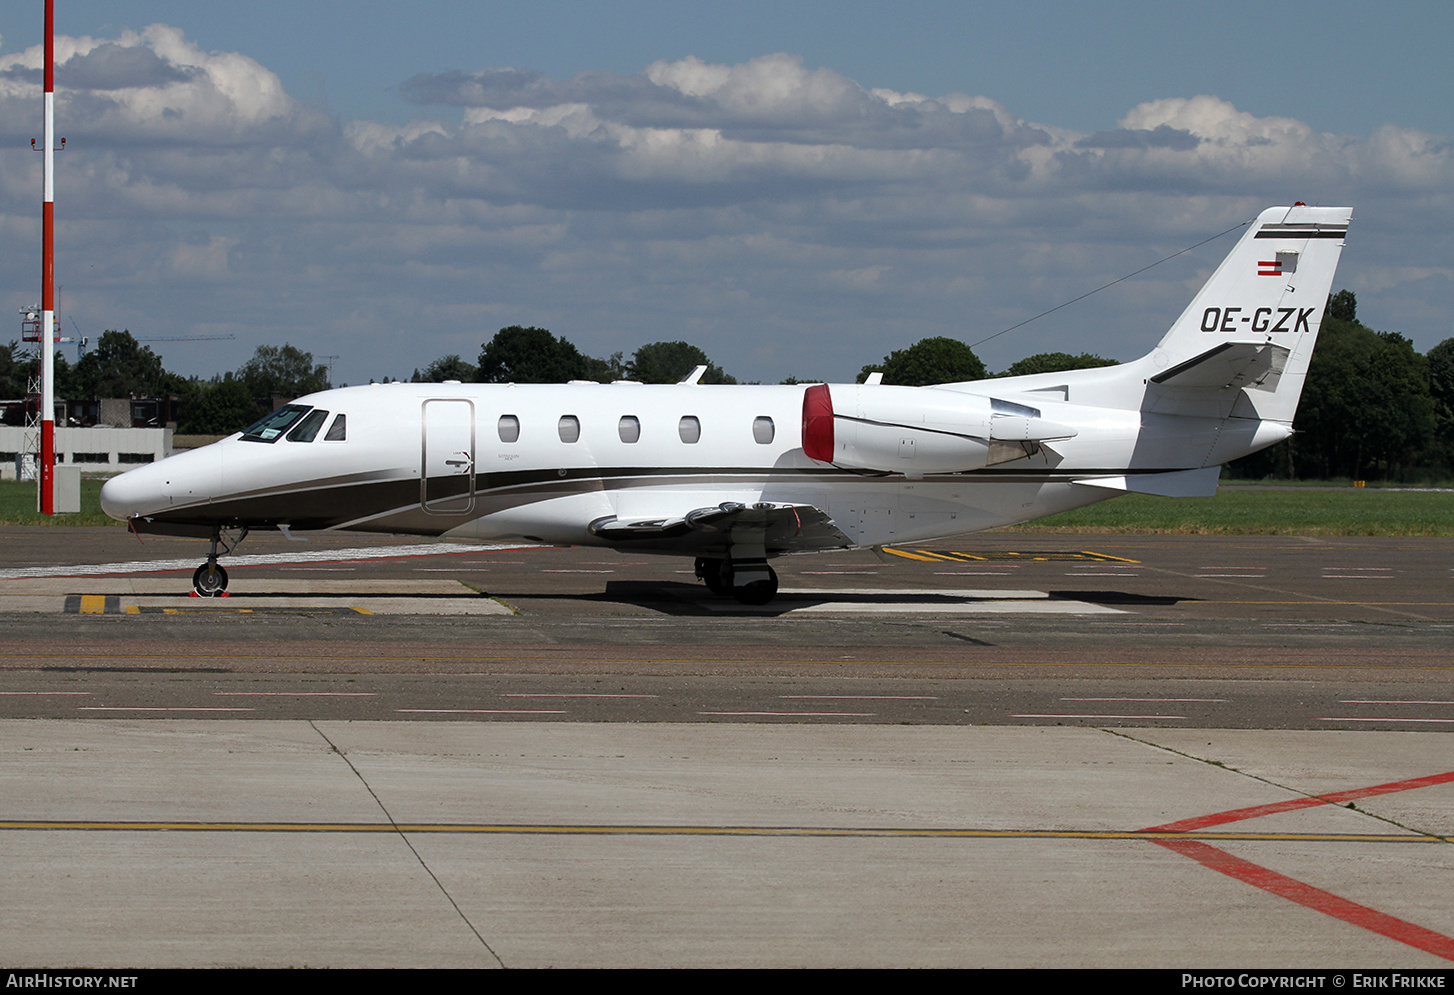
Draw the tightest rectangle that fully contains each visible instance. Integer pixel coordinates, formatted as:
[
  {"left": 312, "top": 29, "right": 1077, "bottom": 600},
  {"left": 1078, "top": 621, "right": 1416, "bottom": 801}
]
[{"left": 138, "top": 334, "right": 238, "bottom": 342}]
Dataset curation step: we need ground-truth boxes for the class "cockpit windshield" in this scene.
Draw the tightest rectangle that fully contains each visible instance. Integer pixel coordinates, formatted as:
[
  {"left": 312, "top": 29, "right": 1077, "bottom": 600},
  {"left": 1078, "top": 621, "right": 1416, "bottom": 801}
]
[
  {"left": 286, "top": 409, "right": 329, "bottom": 443},
  {"left": 240, "top": 405, "right": 311, "bottom": 443}
]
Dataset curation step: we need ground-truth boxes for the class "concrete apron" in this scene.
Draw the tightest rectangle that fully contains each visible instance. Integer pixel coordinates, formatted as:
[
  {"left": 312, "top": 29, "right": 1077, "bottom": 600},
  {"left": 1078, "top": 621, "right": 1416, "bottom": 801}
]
[{"left": 1, "top": 720, "right": 1451, "bottom": 968}]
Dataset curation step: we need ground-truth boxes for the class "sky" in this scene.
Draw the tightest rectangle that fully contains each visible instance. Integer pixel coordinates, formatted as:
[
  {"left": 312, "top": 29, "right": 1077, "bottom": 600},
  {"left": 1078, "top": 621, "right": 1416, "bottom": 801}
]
[{"left": 0, "top": 1, "right": 1450, "bottom": 387}]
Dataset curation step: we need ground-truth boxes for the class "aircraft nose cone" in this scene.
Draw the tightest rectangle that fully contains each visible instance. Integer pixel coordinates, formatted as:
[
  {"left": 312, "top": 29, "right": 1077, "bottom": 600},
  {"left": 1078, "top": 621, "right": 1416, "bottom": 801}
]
[
  {"left": 100, "top": 463, "right": 165, "bottom": 520},
  {"left": 100, "top": 445, "right": 224, "bottom": 520}
]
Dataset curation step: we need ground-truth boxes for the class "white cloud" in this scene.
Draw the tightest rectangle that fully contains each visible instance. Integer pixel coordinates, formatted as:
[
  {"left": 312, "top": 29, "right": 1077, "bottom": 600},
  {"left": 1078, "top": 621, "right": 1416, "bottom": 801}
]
[
  {"left": 644, "top": 54, "right": 731, "bottom": 98},
  {"left": 0, "top": 29, "right": 1449, "bottom": 386},
  {"left": 0, "top": 25, "right": 324, "bottom": 146},
  {"left": 1120, "top": 95, "right": 1310, "bottom": 145}
]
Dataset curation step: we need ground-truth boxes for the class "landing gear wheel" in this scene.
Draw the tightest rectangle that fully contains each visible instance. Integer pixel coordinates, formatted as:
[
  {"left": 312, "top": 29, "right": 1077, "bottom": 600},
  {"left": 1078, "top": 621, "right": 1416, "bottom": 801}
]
[
  {"left": 192, "top": 563, "right": 229, "bottom": 597},
  {"left": 696, "top": 557, "right": 729, "bottom": 596},
  {"left": 731, "top": 566, "right": 778, "bottom": 606}
]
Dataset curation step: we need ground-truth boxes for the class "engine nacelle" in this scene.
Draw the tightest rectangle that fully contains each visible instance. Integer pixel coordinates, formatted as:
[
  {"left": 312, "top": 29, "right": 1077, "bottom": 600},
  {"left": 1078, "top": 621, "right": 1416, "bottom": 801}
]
[{"left": 801, "top": 383, "right": 1075, "bottom": 473}]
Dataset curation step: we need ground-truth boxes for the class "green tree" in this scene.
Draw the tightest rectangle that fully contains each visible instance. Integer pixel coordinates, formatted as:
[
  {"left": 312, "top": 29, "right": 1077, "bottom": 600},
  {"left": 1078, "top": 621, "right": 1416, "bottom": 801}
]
[
  {"left": 1327, "top": 289, "right": 1357, "bottom": 323},
  {"left": 625, "top": 341, "right": 736, "bottom": 384},
  {"left": 237, "top": 344, "right": 330, "bottom": 399},
  {"left": 1288, "top": 318, "right": 1435, "bottom": 480},
  {"left": 412, "top": 354, "right": 479, "bottom": 383},
  {"left": 858, "top": 337, "right": 986, "bottom": 386},
  {"left": 580, "top": 351, "right": 625, "bottom": 383},
  {"left": 998, "top": 352, "right": 1118, "bottom": 377},
  {"left": 0, "top": 341, "right": 31, "bottom": 398},
  {"left": 478, "top": 326, "right": 603, "bottom": 383},
  {"left": 1425, "top": 336, "right": 1454, "bottom": 473},
  {"left": 72, "top": 330, "right": 167, "bottom": 398},
  {"left": 180, "top": 376, "right": 256, "bottom": 435}
]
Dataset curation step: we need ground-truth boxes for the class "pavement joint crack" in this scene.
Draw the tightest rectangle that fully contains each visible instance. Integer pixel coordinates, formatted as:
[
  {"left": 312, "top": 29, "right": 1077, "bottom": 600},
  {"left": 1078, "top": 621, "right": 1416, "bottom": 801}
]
[{"left": 308, "top": 720, "right": 506, "bottom": 968}]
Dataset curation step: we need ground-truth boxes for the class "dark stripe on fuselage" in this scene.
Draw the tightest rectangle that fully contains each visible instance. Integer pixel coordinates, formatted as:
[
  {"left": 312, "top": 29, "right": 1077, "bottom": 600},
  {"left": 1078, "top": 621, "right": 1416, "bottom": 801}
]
[{"left": 131, "top": 461, "right": 1200, "bottom": 534}]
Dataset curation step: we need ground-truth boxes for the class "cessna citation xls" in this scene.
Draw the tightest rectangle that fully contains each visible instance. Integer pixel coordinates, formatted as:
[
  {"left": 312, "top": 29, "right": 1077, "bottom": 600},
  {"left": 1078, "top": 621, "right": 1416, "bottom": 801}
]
[{"left": 101, "top": 205, "right": 1350, "bottom": 604}]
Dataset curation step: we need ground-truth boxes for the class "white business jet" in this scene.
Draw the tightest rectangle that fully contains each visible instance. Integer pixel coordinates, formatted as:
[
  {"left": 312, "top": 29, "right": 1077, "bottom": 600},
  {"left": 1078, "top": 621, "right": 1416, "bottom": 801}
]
[{"left": 101, "top": 205, "right": 1350, "bottom": 604}]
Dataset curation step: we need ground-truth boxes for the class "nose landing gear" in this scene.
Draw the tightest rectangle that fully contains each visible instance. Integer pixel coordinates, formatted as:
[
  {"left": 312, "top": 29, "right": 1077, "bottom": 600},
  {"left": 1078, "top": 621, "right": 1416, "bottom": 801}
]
[
  {"left": 191, "top": 526, "right": 247, "bottom": 597},
  {"left": 192, "top": 562, "right": 228, "bottom": 597}
]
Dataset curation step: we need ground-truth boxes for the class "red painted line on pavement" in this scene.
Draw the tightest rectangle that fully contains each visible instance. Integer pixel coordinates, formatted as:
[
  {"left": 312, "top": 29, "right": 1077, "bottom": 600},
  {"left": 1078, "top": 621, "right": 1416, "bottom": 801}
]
[
  {"left": 1146, "top": 770, "right": 1454, "bottom": 832},
  {"left": 1319, "top": 770, "right": 1454, "bottom": 804},
  {"left": 1144, "top": 796, "right": 1324, "bottom": 833},
  {"left": 1154, "top": 839, "right": 1454, "bottom": 961},
  {"left": 1145, "top": 770, "right": 1454, "bottom": 961}
]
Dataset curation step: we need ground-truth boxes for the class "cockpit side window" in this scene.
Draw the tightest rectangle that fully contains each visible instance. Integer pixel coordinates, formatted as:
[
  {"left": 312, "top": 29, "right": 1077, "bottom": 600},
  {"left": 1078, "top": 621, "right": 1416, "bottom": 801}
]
[
  {"left": 241, "top": 405, "right": 310, "bottom": 443},
  {"left": 324, "top": 413, "right": 347, "bottom": 441},
  {"left": 286, "top": 409, "right": 330, "bottom": 443}
]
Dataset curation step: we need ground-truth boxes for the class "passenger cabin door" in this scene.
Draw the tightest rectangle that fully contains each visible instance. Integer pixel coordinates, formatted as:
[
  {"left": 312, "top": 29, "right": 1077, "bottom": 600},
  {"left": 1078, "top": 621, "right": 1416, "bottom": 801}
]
[{"left": 421, "top": 399, "right": 475, "bottom": 515}]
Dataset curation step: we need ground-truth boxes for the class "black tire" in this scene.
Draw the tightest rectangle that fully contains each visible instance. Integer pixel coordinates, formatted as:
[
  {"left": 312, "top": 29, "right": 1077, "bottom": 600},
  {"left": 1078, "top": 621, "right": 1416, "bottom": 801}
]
[
  {"left": 696, "top": 557, "right": 730, "bottom": 596},
  {"left": 731, "top": 566, "right": 778, "bottom": 606},
  {"left": 193, "top": 563, "right": 228, "bottom": 597}
]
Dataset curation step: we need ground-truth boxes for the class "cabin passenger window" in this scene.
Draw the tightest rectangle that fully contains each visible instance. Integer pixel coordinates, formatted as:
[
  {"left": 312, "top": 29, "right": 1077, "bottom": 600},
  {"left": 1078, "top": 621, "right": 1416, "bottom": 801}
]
[
  {"left": 678, "top": 416, "right": 701, "bottom": 444},
  {"left": 618, "top": 415, "right": 640, "bottom": 444},
  {"left": 286, "top": 409, "right": 329, "bottom": 443},
  {"left": 753, "top": 416, "right": 775, "bottom": 444},
  {"left": 240, "top": 405, "right": 310, "bottom": 443},
  {"left": 558, "top": 415, "right": 580, "bottom": 444},
  {"left": 324, "top": 414, "right": 347, "bottom": 441},
  {"left": 498, "top": 415, "right": 520, "bottom": 443}
]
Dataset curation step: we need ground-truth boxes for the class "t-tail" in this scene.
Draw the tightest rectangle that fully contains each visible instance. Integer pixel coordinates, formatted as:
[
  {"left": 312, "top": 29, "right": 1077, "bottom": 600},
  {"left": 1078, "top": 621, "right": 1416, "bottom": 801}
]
[
  {"left": 979, "top": 204, "right": 1352, "bottom": 473},
  {"left": 1142, "top": 204, "right": 1352, "bottom": 425}
]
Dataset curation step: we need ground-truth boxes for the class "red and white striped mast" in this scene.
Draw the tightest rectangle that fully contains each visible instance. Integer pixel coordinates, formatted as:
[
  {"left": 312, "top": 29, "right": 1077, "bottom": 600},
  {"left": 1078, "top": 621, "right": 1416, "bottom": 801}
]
[{"left": 38, "top": 0, "right": 56, "bottom": 514}]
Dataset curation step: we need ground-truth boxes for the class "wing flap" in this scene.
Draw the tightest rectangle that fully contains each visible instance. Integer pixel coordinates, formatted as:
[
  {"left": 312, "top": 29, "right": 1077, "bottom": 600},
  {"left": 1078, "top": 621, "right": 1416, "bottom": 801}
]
[{"left": 589, "top": 502, "right": 854, "bottom": 553}]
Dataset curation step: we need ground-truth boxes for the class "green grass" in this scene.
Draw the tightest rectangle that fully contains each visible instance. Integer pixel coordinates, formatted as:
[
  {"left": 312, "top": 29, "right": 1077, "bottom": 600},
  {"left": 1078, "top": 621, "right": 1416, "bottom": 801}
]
[
  {"left": 0, "top": 478, "right": 120, "bottom": 526},
  {"left": 4, "top": 477, "right": 1452, "bottom": 535},
  {"left": 1001, "top": 485, "right": 1454, "bottom": 536}
]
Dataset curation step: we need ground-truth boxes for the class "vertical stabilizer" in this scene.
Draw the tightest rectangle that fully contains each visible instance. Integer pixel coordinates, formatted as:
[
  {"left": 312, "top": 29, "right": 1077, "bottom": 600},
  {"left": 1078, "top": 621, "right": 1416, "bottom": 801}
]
[{"left": 1147, "top": 205, "right": 1351, "bottom": 422}]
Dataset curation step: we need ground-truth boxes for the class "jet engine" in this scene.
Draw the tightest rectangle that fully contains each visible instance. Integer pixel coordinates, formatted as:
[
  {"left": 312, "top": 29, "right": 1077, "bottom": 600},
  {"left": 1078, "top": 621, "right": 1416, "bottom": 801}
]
[{"left": 801, "top": 383, "right": 1076, "bottom": 474}]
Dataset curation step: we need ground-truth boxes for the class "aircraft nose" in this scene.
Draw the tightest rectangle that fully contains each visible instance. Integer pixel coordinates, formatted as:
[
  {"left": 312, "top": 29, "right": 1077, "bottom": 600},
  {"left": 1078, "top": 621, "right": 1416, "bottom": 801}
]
[
  {"left": 100, "top": 462, "right": 166, "bottom": 520},
  {"left": 100, "top": 445, "right": 224, "bottom": 520}
]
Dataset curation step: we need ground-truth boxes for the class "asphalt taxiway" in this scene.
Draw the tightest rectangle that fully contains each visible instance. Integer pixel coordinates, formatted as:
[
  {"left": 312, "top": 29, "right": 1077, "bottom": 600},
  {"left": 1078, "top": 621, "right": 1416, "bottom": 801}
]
[{"left": 1, "top": 526, "right": 1451, "bottom": 967}]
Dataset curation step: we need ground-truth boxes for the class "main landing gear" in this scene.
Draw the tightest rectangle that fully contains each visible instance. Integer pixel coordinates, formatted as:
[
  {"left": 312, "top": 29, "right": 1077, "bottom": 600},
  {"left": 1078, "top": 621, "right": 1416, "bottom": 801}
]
[
  {"left": 191, "top": 526, "right": 247, "bottom": 597},
  {"left": 695, "top": 556, "right": 779, "bottom": 606}
]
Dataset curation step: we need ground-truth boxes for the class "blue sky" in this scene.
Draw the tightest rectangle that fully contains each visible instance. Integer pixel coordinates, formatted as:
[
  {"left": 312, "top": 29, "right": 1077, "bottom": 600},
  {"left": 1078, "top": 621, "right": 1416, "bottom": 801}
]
[
  {"left": 1, "top": 1, "right": 1450, "bottom": 385},
  {"left": 34, "top": 0, "right": 1453, "bottom": 135}
]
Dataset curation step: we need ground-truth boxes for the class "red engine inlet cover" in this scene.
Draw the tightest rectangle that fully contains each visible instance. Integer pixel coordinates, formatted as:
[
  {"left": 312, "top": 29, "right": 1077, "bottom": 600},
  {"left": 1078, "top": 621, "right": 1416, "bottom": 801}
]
[{"left": 801, "top": 383, "right": 834, "bottom": 463}]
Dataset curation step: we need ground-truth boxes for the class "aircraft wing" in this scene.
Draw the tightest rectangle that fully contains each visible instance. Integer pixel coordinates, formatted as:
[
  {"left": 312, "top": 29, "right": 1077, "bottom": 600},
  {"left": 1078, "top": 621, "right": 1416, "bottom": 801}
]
[
  {"left": 588, "top": 502, "right": 854, "bottom": 555},
  {"left": 1072, "top": 466, "right": 1222, "bottom": 497}
]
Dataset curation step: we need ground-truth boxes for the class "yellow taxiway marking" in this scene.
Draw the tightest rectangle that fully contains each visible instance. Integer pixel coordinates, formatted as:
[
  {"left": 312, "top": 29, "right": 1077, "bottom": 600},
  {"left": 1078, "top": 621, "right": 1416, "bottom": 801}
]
[
  {"left": 885, "top": 548, "right": 1140, "bottom": 564},
  {"left": 78, "top": 595, "right": 106, "bottom": 614},
  {"left": 0, "top": 820, "right": 1444, "bottom": 843}
]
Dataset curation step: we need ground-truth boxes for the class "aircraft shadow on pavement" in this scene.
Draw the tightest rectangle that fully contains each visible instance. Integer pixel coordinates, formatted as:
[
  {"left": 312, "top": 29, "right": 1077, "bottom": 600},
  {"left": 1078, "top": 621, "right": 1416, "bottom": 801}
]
[
  {"left": 498, "top": 581, "right": 1195, "bottom": 616},
  {"left": 1048, "top": 590, "right": 1191, "bottom": 607}
]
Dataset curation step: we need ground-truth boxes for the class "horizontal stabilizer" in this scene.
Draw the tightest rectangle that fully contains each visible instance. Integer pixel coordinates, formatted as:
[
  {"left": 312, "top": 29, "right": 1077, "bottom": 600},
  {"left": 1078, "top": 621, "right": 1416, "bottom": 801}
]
[
  {"left": 1150, "top": 341, "right": 1289, "bottom": 390},
  {"left": 1072, "top": 466, "right": 1221, "bottom": 498}
]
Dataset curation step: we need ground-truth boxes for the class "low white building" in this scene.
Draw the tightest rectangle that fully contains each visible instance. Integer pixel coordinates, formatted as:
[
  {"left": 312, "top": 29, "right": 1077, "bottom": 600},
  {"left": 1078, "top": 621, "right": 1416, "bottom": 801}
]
[{"left": 1, "top": 425, "right": 171, "bottom": 476}]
